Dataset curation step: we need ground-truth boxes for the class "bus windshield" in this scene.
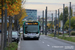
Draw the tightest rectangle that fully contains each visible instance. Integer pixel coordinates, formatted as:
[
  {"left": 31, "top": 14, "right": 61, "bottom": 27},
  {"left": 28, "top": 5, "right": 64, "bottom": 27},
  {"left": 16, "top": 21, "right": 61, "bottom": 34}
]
[{"left": 26, "top": 25, "right": 38, "bottom": 33}]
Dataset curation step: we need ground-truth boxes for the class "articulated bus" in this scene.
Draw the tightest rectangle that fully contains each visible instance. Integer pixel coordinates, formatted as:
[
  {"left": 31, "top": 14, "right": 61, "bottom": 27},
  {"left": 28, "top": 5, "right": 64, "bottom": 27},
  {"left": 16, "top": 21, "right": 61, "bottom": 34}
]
[{"left": 23, "top": 21, "right": 41, "bottom": 40}]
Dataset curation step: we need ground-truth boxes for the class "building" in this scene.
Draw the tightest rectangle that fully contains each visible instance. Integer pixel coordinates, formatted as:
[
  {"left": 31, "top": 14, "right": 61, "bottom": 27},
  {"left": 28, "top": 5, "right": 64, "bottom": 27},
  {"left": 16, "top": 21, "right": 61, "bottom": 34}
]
[{"left": 23, "top": 9, "right": 37, "bottom": 21}]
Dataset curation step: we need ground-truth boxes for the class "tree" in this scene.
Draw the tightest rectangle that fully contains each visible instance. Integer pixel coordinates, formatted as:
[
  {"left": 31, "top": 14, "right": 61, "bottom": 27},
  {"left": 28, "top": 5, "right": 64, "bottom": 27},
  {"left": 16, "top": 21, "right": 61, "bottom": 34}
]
[
  {"left": 0, "top": 0, "right": 21, "bottom": 16},
  {"left": 59, "top": 6, "right": 72, "bottom": 24},
  {"left": 0, "top": 0, "right": 22, "bottom": 46},
  {"left": 47, "top": 23, "right": 54, "bottom": 29},
  {"left": 14, "top": 8, "right": 27, "bottom": 31},
  {"left": 47, "top": 23, "right": 51, "bottom": 29},
  {"left": 64, "top": 17, "right": 75, "bottom": 29},
  {"left": 19, "top": 9, "right": 27, "bottom": 23}
]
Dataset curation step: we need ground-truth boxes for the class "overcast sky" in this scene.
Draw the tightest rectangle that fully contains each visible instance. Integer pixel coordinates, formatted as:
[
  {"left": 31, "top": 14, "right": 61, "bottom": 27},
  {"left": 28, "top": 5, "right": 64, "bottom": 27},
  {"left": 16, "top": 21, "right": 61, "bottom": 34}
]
[{"left": 22, "top": 0, "right": 75, "bottom": 17}]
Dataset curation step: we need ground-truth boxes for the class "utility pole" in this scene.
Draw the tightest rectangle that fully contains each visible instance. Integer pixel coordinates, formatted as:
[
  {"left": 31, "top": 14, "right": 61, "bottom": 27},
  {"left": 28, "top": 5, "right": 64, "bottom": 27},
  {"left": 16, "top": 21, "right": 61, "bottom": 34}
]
[
  {"left": 69, "top": 2, "right": 71, "bottom": 37},
  {"left": 45, "top": 7, "right": 47, "bottom": 35},
  {"left": 63, "top": 4, "right": 65, "bottom": 37},
  {"left": 58, "top": 9, "right": 59, "bottom": 36},
  {"left": 42, "top": 11, "right": 44, "bottom": 34},
  {"left": 54, "top": 10, "right": 57, "bottom": 37},
  {"left": 51, "top": 13, "right": 53, "bottom": 33}
]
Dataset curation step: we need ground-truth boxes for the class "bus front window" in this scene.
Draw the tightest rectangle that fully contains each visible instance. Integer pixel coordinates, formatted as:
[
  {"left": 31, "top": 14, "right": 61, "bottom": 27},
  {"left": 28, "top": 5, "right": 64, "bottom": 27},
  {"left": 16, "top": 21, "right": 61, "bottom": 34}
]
[{"left": 26, "top": 25, "right": 39, "bottom": 33}]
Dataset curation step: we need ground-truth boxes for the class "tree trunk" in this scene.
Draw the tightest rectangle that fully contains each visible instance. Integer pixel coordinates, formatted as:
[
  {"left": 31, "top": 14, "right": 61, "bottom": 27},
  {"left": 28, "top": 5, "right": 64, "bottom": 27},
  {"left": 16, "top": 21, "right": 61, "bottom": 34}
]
[
  {"left": 8, "top": 16, "right": 12, "bottom": 46},
  {"left": 1, "top": 9, "right": 4, "bottom": 50},
  {"left": 1, "top": 0, "right": 4, "bottom": 50},
  {"left": 14, "top": 16, "right": 19, "bottom": 31}
]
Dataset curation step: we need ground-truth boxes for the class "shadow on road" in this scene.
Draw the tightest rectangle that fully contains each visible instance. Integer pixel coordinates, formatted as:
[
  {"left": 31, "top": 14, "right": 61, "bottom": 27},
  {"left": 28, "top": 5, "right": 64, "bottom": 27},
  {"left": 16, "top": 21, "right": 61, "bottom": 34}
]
[{"left": 23, "top": 38, "right": 39, "bottom": 41}]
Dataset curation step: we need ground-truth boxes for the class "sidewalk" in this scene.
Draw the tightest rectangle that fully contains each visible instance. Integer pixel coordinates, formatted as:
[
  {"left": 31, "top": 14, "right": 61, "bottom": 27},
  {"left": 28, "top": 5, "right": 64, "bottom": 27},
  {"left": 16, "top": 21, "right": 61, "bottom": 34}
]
[
  {"left": 0, "top": 34, "right": 1, "bottom": 49},
  {"left": 0, "top": 34, "right": 1, "bottom": 46}
]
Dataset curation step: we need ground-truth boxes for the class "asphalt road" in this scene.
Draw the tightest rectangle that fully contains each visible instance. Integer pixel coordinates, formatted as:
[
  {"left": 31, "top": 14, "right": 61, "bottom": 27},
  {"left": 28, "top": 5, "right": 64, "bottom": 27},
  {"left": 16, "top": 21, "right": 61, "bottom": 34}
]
[{"left": 20, "top": 35, "right": 75, "bottom": 50}]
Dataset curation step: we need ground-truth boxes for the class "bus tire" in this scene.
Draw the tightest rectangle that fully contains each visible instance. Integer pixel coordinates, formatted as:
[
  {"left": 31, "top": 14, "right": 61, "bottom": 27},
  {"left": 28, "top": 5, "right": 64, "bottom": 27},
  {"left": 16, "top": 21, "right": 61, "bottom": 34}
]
[{"left": 36, "top": 38, "right": 39, "bottom": 40}]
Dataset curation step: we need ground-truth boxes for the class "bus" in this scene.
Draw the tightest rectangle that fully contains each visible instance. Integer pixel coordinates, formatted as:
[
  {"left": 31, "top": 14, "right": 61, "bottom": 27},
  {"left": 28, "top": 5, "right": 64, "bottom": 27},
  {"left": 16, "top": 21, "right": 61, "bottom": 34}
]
[{"left": 23, "top": 21, "right": 41, "bottom": 40}]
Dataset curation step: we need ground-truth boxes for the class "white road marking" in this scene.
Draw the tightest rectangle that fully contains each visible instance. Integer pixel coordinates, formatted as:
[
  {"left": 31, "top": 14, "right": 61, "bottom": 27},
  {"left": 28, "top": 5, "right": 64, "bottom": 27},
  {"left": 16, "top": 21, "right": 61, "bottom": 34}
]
[
  {"left": 47, "top": 44, "right": 50, "bottom": 47},
  {"left": 44, "top": 38, "right": 47, "bottom": 39},
  {"left": 42, "top": 42, "right": 44, "bottom": 43}
]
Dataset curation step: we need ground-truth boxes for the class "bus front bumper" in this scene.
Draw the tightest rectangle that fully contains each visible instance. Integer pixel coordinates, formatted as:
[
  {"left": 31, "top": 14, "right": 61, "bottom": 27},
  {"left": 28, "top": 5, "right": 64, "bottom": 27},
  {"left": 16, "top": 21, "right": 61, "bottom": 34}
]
[{"left": 24, "top": 34, "right": 40, "bottom": 38}]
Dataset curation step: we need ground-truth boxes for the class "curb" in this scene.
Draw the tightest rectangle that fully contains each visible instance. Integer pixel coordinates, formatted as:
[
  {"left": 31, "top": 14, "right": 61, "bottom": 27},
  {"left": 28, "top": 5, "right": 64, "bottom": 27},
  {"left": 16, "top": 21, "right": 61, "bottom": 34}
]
[
  {"left": 18, "top": 37, "right": 21, "bottom": 50},
  {"left": 46, "top": 35, "right": 75, "bottom": 46}
]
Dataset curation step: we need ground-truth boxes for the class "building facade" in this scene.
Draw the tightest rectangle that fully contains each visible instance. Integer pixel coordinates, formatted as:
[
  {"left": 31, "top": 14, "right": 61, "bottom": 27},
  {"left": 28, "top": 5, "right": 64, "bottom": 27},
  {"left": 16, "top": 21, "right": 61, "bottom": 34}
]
[{"left": 23, "top": 9, "right": 37, "bottom": 21}]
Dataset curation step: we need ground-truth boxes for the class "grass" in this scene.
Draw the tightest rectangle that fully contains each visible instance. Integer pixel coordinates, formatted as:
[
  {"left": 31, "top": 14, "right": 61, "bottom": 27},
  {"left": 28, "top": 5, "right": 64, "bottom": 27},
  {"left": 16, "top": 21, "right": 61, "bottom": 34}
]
[
  {"left": 48, "top": 33, "right": 75, "bottom": 42},
  {"left": 58, "top": 36, "right": 75, "bottom": 42},
  {"left": 5, "top": 42, "right": 18, "bottom": 50}
]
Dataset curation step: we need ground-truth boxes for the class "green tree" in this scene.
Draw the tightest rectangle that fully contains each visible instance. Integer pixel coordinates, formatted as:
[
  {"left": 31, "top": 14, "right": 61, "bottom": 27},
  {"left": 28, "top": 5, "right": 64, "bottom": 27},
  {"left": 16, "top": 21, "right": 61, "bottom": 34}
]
[
  {"left": 59, "top": 7, "right": 72, "bottom": 24},
  {"left": 64, "top": 17, "right": 75, "bottom": 29}
]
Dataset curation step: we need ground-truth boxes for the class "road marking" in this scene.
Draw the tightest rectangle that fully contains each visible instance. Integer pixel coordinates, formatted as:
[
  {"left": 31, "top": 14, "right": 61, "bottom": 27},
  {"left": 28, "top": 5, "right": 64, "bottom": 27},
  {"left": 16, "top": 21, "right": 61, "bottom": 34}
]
[
  {"left": 47, "top": 44, "right": 50, "bottom": 47},
  {"left": 44, "top": 38, "right": 47, "bottom": 39},
  {"left": 42, "top": 42, "right": 44, "bottom": 43}
]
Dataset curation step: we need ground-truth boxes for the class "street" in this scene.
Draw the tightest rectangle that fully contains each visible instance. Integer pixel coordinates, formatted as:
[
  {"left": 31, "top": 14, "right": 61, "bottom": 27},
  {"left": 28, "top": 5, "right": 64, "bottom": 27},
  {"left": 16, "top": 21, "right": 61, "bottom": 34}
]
[{"left": 20, "top": 35, "right": 75, "bottom": 50}]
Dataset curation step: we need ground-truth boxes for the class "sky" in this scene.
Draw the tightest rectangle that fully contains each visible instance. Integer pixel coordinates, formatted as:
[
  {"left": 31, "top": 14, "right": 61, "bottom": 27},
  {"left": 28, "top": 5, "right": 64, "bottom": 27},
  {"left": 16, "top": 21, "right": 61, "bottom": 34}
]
[{"left": 22, "top": 0, "right": 75, "bottom": 17}]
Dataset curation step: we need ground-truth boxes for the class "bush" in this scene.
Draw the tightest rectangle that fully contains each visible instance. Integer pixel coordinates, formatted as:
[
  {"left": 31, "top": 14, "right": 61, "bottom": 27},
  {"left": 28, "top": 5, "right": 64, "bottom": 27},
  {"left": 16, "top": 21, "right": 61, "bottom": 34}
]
[
  {"left": 71, "top": 31, "right": 75, "bottom": 36},
  {"left": 59, "top": 32, "right": 62, "bottom": 35},
  {"left": 6, "top": 42, "right": 18, "bottom": 50}
]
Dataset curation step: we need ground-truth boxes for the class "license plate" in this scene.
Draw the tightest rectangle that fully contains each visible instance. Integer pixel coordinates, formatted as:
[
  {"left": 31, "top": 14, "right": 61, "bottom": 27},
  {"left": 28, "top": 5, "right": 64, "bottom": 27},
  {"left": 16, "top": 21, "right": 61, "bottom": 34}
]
[{"left": 28, "top": 33, "right": 36, "bottom": 35}]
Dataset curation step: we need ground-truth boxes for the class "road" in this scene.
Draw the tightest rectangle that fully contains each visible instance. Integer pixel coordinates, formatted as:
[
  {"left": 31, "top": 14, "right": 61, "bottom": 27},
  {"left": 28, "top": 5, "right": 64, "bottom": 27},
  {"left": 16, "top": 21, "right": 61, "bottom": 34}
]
[{"left": 20, "top": 35, "right": 75, "bottom": 50}]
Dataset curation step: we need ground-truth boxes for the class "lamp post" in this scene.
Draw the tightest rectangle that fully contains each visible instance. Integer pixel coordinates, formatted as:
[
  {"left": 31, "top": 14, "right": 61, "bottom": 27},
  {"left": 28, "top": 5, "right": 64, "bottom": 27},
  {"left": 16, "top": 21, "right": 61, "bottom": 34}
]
[
  {"left": 55, "top": 10, "right": 57, "bottom": 37},
  {"left": 45, "top": 7, "right": 47, "bottom": 35},
  {"left": 58, "top": 9, "right": 59, "bottom": 36},
  {"left": 69, "top": 2, "right": 71, "bottom": 37},
  {"left": 51, "top": 13, "right": 53, "bottom": 33},
  {"left": 42, "top": 11, "right": 44, "bottom": 34}
]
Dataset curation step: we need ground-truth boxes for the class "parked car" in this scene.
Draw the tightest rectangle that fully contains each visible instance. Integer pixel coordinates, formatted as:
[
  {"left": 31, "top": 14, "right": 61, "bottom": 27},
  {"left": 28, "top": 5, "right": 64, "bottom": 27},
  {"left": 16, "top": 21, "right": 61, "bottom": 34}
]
[{"left": 7, "top": 31, "right": 20, "bottom": 43}]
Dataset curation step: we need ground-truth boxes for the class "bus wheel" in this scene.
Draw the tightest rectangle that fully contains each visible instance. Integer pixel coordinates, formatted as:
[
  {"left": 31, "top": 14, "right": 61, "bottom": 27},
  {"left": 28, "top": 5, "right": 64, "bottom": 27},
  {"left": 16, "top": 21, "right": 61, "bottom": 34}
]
[
  {"left": 23, "top": 37, "right": 25, "bottom": 40},
  {"left": 36, "top": 38, "right": 39, "bottom": 40}
]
